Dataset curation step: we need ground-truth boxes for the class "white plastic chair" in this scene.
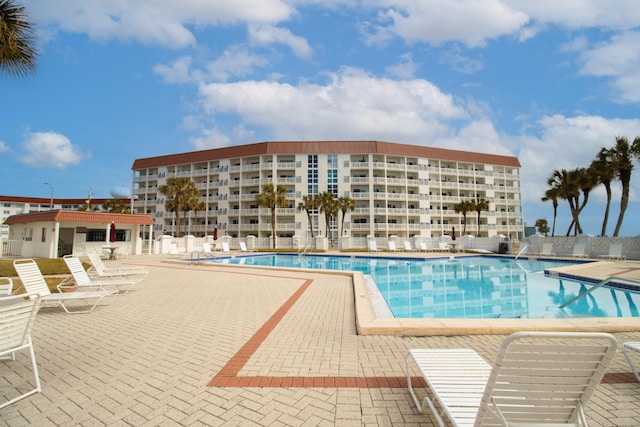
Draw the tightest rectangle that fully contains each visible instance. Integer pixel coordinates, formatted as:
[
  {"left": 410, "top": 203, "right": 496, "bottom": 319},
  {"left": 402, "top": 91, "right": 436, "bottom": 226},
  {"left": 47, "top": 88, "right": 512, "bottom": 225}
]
[
  {"left": 0, "top": 277, "right": 13, "bottom": 295},
  {"left": 540, "top": 242, "right": 555, "bottom": 256},
  {"left": 598, "top": 243, "right": 626, "bottom": 260},
  {"left": 61, "top": 255, "right": 142, "bottom": 295},
  {"left": 87, "top": 252, "right": 148, "bottom": 278},
  {"left": 622, "top": 342, "right": 640, "bottom": 382},
  {"left": 406, "top": 331, "right": 617, "bottom": 427},
  {"left": 0, "top": 294, "right": 42, "bottom": 409},
  {"left": 14, "top": 259, "right": 117, "bottom": 314}
]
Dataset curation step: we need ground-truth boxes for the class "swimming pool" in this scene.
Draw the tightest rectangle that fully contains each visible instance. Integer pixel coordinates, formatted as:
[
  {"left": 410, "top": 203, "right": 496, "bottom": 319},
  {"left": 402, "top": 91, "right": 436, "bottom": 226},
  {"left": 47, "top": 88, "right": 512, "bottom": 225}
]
[{"left": 209, "top": 254, "right": 640, "bottom": 320}]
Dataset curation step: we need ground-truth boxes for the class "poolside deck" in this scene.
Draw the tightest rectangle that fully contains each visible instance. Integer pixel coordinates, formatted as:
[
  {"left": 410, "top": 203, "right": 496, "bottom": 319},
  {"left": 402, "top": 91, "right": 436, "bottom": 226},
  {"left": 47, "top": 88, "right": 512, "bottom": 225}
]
[{"left": 2, "top": 254, "right": 639, "bottom": 425}]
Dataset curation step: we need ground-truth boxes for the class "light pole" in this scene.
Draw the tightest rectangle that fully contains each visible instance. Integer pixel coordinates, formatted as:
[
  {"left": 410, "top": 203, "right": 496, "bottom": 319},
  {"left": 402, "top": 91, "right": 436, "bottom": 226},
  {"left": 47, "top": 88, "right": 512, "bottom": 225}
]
[{"left": 43, "top": 182, "right": 54, "bottom": 209}]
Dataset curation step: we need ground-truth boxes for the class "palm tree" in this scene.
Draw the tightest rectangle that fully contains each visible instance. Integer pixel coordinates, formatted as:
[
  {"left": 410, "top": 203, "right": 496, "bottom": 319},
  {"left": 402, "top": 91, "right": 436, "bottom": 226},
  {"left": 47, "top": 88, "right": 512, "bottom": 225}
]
[
  {"left": 297, "top": 194, "right": 318, "bottom": 238},
  {"left": 453, "top": 200, "right": 473, "bottom": 235},
  {"left": 590, "top": 149, "right": 616, "bottom": 236},
  {"left": 255, "top": 183, "right": 289, "bottom": 248},
  {"left": 547, "top": 168, "right": 581, "bottom": 236},
  {"left": 183, "top": 197, "right": 206, "bottom": 235},
  {"left": 103, "top": 198, "right": 131, "bottom": 213},
  {"left": 606, "top": 136, "right": 639, "bottom": 236},
  {"left": 470, "top": 198, "right": 489, "bottom": 237},
  {"left": 337, "top": 196, "right": 355, "bottom": 237},
  {"left": 0, "top": 0, "right": 37, "bottom": 77},
  {"left": 541, "top": 187, "right": 560, "bottom": 237},
  {"left": 159, "top": 177, "right": 201, "bottom": 237},
  {"left": 571, "top": 167, "right": 597, "bottom": 235},
  {"left": 317, "top": 191, "right": 338, "bottom": 240}
]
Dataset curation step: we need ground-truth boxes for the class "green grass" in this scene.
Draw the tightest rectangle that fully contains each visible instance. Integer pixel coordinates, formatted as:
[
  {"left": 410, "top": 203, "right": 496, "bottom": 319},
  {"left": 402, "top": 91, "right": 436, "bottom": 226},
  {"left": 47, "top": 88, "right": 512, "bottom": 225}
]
[{"left": 0, "top": 258, "right": 89, "bottom": 293}]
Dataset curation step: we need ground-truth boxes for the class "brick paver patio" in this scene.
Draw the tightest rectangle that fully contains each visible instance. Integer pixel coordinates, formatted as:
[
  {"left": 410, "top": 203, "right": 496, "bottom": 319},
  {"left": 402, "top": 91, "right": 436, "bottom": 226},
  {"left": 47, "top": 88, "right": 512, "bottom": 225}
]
[{"left": 1, "top": 257, "right": 639, "bottom": 426}]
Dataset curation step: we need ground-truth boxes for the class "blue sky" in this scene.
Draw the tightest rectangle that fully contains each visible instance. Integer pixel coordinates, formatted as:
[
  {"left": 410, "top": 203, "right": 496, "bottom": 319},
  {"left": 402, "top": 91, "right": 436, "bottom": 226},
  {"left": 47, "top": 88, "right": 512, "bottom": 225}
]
[{"left": 2, "top": 1, "right": 640, "bottom": 236}]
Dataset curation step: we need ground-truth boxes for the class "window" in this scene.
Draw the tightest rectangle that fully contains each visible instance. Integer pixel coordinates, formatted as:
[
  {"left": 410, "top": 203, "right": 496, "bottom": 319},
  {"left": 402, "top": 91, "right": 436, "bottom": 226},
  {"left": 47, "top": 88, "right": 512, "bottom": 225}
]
[{"left": 86, "top": 229, "right": 130, "bottom": 242}]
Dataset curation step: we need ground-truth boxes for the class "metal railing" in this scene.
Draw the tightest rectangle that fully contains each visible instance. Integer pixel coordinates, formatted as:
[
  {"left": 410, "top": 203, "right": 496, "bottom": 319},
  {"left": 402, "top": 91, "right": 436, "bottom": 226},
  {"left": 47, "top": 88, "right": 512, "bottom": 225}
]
[{"left": 558, "top": 276, "right": 640, "bottom": 309}]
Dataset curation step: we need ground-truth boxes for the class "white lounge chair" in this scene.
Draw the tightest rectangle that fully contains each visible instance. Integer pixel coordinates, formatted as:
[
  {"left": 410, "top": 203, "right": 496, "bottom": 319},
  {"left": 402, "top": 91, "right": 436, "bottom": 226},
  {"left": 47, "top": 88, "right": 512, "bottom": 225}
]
[
  {"left": 598, "top": 242, "right": 626, "bottom": 260},
  {"left": 13, "top": 259, "right": 117, "bottom": 314},
  {"left": 622, "top": 342, "right": 640, "bottom": 382},
  {"left": 403, "top": 241, "right": 415, "bottom": 252},
  {"left": 0, "top": 294, "right": 42, "bottom": 409},
  {"left": 202, "top": 243, "right": 214, "bottom": 254},
  {"left": 571, "top": 243, "right": 589, "bottom": 258},
  {"left": 368, "top": 240, "right": 379, "bottom": 253},
  {"left": 221, "top": 242, "right": 231, "bottom": 253},
  {"left": 239, "top": 241, "right": 254, "bottom": 252},
  {"left": 388, "top": 241, "right": 398, "bottom": 252},
  {"left": 540, "top": 242, "right": 555, "bottom": 256},
  {"left": 0, "top": 277, "right": 13, "bottom": 295},
  {"left": 87, "top": 253, "right": 148, "bottom": 279},
  {"left": 61, "top": 255, "right": 142, "bottom": 294},
  {"left": 405, "top": 331, "right": 617, "bottom": 427}
]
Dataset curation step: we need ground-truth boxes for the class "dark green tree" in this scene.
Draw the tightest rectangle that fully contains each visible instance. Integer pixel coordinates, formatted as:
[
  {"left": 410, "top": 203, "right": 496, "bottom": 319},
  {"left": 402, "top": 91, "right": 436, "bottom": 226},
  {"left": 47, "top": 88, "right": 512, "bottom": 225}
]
[
  {"left": 159, "top": 177, "right": 201, "bottom": 237},
  {"left": 0, "top": 0, "right": 37, "bottom": 77},
  {"left": 255, "top": 183, "right": 289, "bottom": 248}
]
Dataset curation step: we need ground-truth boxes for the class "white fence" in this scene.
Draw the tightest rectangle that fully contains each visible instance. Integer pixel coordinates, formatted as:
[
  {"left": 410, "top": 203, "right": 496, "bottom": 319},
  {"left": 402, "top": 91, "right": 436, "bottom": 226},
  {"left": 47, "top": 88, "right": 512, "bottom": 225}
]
[{"left": 524, "top": 235, "right": 640, "bottom": 260}]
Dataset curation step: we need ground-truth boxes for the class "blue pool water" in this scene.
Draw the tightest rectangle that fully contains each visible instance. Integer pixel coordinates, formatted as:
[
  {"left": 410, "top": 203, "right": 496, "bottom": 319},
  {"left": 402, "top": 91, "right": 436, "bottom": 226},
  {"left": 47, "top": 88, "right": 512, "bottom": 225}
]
[{"left": 209, "top": 254, "right": 640, "bottom": 320}]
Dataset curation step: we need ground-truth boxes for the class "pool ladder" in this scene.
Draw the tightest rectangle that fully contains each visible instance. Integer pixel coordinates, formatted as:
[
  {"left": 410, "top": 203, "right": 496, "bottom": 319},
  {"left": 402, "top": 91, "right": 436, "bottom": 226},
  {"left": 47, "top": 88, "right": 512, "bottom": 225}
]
[
  {"left": 558, "top": 275, "right": 640, "bottom": 309},
  {"left": 298, "top": 243, "right": 312, "bottom": 255},
  {"left": 514, "top": 243, "right": 529, "bottom": 260}
]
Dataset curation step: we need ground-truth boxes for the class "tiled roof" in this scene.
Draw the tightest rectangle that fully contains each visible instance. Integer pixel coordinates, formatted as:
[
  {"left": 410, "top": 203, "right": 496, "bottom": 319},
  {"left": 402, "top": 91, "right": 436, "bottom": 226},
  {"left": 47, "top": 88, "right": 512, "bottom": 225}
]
[
  {"left": 3, "top": 210, "right": 155, "bottom": 225},
  {"left": 131, "top": 140, "right": 521, "bottom": 169}
]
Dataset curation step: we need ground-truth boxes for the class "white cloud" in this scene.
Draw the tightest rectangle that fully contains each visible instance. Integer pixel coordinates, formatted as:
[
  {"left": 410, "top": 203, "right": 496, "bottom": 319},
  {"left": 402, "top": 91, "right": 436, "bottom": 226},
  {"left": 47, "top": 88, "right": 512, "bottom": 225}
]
[
  {"left": 19, "top": 131, "right": 83, "bottom": 168},
  {"left": 154, "top": 56, "right": 199, "bottom": 83},
  {"left": 188, "top": 127, "right": 232, "bottom": 150},
  {"left": 439, "top": 50, "right": 484, "bottom": 74},
  {"left": 196, "top": 67, "right": 467, "bottom": 142},
  {"left": 206, "top": 46, "right": 269, "bottom": 82},
  {"left": 25, "top": 0, "right": 294, "bottom": 48},
  {"left": 385, "top": 53, "right": 418, "bottom": 79},
  {"left": 364, "top": 0, "right": 529, "bottom": 47},
  {"left": 577, "top": 31, "right": 640, "bottom": 103},
  {"left": 517, "top": 114, "right": 640, "bottom": 206},
  {"left": 0, "top": 140, "right": 9, "bottom": 153},
  {"left": 248, "top": 24, "right": 313, "bottom": 58},
  {"left": 511, "top": 0, "right": 640, "bottom": 31}
]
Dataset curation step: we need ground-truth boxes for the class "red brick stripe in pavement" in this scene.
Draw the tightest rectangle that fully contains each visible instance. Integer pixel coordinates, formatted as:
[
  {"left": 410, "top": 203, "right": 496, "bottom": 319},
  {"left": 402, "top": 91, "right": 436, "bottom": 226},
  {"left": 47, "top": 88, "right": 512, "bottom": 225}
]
[{"left": 205, "top": 271, "right": 634, "bottom": 388}]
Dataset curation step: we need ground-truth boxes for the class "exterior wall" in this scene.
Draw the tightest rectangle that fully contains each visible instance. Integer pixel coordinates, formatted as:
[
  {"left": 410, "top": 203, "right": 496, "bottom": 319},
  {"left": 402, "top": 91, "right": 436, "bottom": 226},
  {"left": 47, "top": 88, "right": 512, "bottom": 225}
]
[
  {"left": 7, "top": 221, "right": 57, "bottom": 258},
  {"left": 6, "top": 220, "right": 144, "bottom": 258},
  {"left": 132, "top": 144, "right": 523, "bottom": 244}
]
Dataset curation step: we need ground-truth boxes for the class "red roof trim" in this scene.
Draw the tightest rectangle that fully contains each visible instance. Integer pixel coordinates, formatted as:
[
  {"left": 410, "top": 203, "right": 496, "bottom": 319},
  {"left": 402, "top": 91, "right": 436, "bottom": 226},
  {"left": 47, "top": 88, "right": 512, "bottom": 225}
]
[
  {"left": 0, "top": 195, "right": 129, "bottom": 205},
  {"left": 3, "top": 210, "right": 154, "bottom": 226},
  {"left": 131, "top": 140, "right": 521, "bottom": 169}
]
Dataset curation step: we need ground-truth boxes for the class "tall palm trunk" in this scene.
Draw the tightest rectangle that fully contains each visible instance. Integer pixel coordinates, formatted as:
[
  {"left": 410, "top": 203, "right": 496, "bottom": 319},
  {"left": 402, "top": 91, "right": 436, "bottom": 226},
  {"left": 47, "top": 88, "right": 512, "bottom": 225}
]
[
  {"left": 613, "top": 172, "right": 631, "bottom": 237},
  {"left": 600, "top": 182, "right": 612, "bottom": 236}
]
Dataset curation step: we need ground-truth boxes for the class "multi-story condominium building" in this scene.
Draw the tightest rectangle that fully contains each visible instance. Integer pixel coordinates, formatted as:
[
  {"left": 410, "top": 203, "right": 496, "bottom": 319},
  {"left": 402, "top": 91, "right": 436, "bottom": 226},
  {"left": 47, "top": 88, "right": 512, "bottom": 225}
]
[{"left": 131, "top": 140, "right": 523, "bottom": 241}]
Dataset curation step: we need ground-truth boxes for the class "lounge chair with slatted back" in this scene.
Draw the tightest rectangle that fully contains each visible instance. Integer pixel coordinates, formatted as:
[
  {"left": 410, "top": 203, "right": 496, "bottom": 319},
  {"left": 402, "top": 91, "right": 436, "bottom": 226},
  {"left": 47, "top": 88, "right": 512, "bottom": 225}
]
[
  {"left": 0, "top": 277, "right": 13, "bottom": 295},
  {"left": 405, "top": 331, "right": 617, "bottom": 427},
  {"left": 540, "top": 242, "right": 555, "bottom": 256},
  {"left": 622, "top": 342, "right": 640, "bottom": 382},
  {"left": 598, "top": 242, "right": 626, "bottom": 260},
  {"left": 62, "top": 255, "right": 142, "bottom": 294},
  {"left": 13, "top": 259, "right": 117, "bottom": 314},
  {"left": 87, "top": 253, "right": 148, "bottom": 280},
  {"left": 571, "top": 243, "right": 589, "bottom": 258},
  {"left": 368, "top": 240, "right": 379, "bottom": 253},
  {"left": 0, "top": 294, "right": 42, "bottom": 409}
]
